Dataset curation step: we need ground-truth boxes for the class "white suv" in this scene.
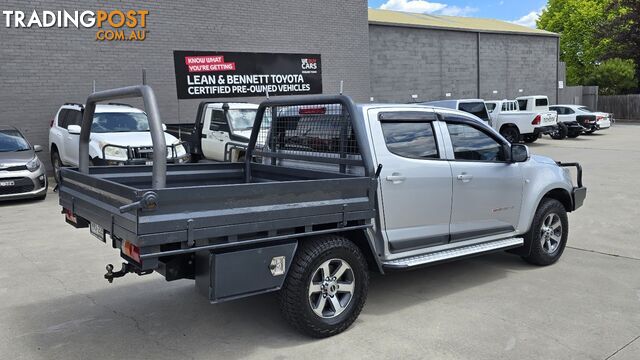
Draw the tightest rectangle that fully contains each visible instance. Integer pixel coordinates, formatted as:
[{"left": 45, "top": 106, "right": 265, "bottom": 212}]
[{"left": 49, "top": 103, "right": 189, "bottom": 182}]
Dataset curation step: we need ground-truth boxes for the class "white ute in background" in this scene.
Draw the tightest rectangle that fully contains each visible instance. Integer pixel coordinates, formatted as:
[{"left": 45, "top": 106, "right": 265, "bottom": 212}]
[
  {"left": 485, "top": 99, "right": 558, "bottom": 143},
  {"left": 49, "top": 103, "right": 189, "bottom": 183}
]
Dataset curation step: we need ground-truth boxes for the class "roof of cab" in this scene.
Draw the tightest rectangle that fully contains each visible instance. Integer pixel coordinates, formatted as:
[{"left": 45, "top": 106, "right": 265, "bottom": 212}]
[
  {"left": 62, "top": 103, "right": 145, "bottom": 113},
  {"left": 368, "top": 8, "right": 559, "bottom": 37}
]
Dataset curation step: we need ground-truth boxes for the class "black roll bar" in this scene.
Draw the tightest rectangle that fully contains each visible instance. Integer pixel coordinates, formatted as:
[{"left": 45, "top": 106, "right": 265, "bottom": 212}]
[
  {"left": 79, "top": 85, "right": 167, "bottom": 189},
  {"left": 244, "top": 95, "right": 375, "bottom": 182}
]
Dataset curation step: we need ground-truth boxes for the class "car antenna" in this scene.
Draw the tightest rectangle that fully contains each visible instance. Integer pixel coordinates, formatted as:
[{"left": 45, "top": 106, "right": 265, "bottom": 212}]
[
  {"left": 92, "top": 80, "right": 96, "bottom": 93},
  {"left": 339, "top": 80, "right": 344, "bottom": 95},
  {"left": 265, "top": 89, "right": 270, "bottom": 99},
  {"left": 142, "top": 68, "right": 147, "bottom": 85}
]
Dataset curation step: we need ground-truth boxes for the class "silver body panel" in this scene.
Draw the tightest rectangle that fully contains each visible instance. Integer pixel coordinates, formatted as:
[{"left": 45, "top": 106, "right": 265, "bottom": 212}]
[{"left": 358, "top": 105, "right": 576, "bottom": 262}]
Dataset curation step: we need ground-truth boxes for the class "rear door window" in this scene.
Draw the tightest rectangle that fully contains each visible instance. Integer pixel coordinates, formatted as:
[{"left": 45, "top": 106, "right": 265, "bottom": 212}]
[
  {"left": 380, "top": 122, "right": 439, "bottom": 159},
  {"left": 458, "top": 102, "right": 490, "bottom": 122}
]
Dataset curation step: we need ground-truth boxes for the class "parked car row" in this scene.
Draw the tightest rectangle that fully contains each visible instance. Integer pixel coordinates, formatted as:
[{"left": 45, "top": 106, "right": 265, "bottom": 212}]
[{"left": 0, "top": 93, "right": 613, "bottom": 202}]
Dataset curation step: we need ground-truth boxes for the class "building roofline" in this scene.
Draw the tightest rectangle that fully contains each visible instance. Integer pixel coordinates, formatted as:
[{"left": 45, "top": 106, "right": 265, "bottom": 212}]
[{"left": 368, "top": 9, "right": 560, "bottom": 38}]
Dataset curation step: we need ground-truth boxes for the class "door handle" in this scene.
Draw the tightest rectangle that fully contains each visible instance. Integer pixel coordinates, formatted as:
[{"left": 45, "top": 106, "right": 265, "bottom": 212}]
[
  {"left": 386, "top": 174, "right": 406, "bottom": 183},
  {"left": 457, "top": 173, "right": 473, "bottom": 182}
]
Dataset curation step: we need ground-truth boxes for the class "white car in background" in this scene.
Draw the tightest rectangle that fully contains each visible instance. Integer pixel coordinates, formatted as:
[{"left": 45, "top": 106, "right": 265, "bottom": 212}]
[
  {"left": 49, "top": 103, "right": 189, "bottom": 182},
  {"left": 549, "top": 105, "right": 612, "bottom": 135}
]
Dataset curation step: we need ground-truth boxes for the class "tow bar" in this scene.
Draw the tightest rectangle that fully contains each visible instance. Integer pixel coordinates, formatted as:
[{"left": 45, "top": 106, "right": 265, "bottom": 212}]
[{"left": 104, "top": 263, "right": 152, "bottom": 283}]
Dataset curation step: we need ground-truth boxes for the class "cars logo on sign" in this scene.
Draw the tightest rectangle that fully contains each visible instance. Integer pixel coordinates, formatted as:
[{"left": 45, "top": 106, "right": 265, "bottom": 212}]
[{"left": 301, "top": 58, "right": 317, "bottom": 70}]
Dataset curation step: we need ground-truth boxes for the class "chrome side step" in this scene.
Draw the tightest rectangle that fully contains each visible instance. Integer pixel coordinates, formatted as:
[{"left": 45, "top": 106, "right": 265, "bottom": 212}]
[{"left": 382, "top": 237, "right": 524, "bottom": 269}]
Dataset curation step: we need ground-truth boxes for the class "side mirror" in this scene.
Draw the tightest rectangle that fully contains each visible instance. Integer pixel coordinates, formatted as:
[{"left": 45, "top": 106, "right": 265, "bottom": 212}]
[
  {"left": 511, "top": 144, "right": 530, "bottom": 163},
  {"left": 33, "top": 145, "right": 43, "bottom": 152},
  {"left": 162, "top": 123, "right": 167, "bottom": 132},
  {"left": 67, "top": 125, "right": 81, "bottom": 135}
]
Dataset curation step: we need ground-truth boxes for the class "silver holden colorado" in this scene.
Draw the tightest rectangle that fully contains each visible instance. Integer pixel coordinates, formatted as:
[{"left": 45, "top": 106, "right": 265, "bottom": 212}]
[{"left": 58, "top": 86, "right": 586, "bottom": 338}]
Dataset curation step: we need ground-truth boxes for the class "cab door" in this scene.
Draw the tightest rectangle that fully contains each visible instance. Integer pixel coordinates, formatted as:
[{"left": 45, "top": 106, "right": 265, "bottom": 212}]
[
  {"left": 440, "top": 114, "right": 523, "bottom": 242},
  {"left": 367, "top": 109, "right": 453, "bottom": 253},
  {"left": 63, "top": 109, "right": 83, "bottom": 166},
  {"left": 201, "top": 107, "right": 231, "bottom": 161}
]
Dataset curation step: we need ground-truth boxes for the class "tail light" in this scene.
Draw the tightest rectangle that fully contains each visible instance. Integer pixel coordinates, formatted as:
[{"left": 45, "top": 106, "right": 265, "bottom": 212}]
[
  {"left": 299, "top": 107, "right": 326, "bottom": 115},
  {"left": 596, "top": 115, "right": 604, "bottom": 121},
  {"left": 122, "top": 240, "right": 141, "bottom": 263},
  {"left": 531, "top": 115, "right": 541, "bottom": 125}
]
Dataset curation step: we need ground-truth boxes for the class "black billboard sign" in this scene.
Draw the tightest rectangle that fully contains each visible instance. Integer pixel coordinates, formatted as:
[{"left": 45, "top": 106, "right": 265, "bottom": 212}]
[{"left": 173, "top": 50, "right": 322, "bottom": 99}]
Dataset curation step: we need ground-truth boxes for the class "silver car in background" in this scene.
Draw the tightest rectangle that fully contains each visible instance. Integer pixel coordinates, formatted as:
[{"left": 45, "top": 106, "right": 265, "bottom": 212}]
[{"left": 0, "top": 126, "right": 48, "bottom": 201}]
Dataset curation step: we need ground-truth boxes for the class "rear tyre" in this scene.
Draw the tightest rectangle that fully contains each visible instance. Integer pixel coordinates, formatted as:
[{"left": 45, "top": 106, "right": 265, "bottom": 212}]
[
  {"left": 521, "top": 198, "right": 568, "bottom": 266},
  {"left": 279, "top": 235, "right": 369, "bottom": 338},
  {"left": 550, "top": 122, "right": 568, "bottom": 140},
  {"left": 500, "top": 126, "right": 520, "bottom": 144},
  {"left": 522, "top": 134, "right": 538, "bottom": 143},
  {"left": 51, "top": 150, "right": 62, "bottom": 184}
]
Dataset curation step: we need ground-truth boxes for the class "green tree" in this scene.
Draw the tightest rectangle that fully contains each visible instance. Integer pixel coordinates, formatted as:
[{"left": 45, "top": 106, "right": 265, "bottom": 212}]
[
  {"left": 537, "top": 0, "right": 612, "bottom": 85},
  {"left": 585, "top": 58, "right": 637, "bottom": 94},
  {"left": 602, "top": 0, "right": 640, "bottom": 91}
]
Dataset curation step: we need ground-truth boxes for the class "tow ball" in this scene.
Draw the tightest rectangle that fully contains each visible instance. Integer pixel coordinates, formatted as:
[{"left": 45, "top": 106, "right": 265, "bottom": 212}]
[{"left": 104, "top": 263, "right": 152, "bottom": 283}]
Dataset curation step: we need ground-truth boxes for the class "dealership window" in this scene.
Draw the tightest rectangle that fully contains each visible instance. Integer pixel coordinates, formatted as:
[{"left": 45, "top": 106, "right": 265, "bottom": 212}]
[
  {"left": 446, "top": 122, "right": 503, "bottom": 162},
  {"left": 380, "top": 122, "right": 439, "bottom": 159}
]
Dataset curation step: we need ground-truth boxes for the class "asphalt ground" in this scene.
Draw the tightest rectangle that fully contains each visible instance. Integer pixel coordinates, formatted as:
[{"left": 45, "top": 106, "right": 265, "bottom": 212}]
[{"left": 0, "top": 124, "right": 638, "bottom": 359}]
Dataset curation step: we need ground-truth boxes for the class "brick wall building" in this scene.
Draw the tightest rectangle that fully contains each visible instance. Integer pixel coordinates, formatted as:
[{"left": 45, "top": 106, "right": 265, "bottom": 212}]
[
  {"left": 0, "top": 1, "right": 371, "bottom": 170},
  {"left": 368, "top": 9, "right": 560, "bottom": 104},
  {"left": 0, "top": 4, "right": 560, "bottom": 172}
]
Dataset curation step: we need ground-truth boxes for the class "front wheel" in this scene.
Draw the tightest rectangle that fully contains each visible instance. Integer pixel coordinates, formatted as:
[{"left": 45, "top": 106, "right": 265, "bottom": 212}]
[
  {"left": 521, "top": 198, "right": 568, "bottom": 266},
  {"left": 279, "top": 235, "right": 369, "bottom": 338}
]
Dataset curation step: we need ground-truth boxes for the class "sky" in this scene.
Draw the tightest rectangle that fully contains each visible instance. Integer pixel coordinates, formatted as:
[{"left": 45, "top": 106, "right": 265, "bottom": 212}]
[{"left": 367, "top": 0, "right": 549, "bottom": 28}]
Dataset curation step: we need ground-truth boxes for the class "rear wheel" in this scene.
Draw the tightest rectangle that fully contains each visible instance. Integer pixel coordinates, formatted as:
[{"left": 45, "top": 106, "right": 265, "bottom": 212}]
[
  {"left": 550, "top": 122, "right": 568, "bottom": 140},
  {"left": 500, "top": 126, "right": 520, "bottom": 143},
  {"left": 521, "top": 198, "right": 568, "bottom": 266},
  {"left": 279, "top": 235, "right": 369, "bottom": 338},
  {"left": 51, "top": 150, "right": 62, "bottom": 184}
]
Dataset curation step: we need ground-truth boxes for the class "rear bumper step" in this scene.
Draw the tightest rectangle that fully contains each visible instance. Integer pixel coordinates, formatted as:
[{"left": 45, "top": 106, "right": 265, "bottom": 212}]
[{"left": 382, "top": 237, "right": 524, "bottom": 269}]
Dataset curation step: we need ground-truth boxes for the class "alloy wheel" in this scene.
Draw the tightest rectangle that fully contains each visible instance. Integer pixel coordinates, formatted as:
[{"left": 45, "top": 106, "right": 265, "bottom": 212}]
[{"left": 308, "top": 258, "right": 355, "bottom": 318}]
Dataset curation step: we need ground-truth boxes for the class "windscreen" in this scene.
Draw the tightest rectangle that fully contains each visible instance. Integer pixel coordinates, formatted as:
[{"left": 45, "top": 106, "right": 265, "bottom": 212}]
[
  {"left": 228, "top": 109, "right": 258, "bottom": 131},
  {"left": 91, "top": 112, "right": 150, "bottom": 133},
  {"left": 578, "top": 106, "right": 594, "bottom": 112},
  {"left": 458, "top": 102, "right": 490, "bottom": 122},
  {"left": 0, "top": 129, "right": 30, "bottom": 152}
]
